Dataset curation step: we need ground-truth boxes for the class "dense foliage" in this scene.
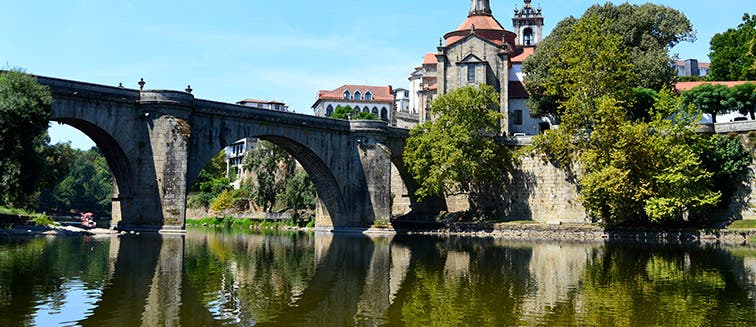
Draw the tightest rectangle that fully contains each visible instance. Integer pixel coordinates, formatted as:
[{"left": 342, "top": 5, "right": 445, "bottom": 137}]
[
  {"left": 403, "top": 84, "right": 513, "bottom": 218},
  {"left": 188, "top": 140, "right": 317, "bottom": 215},
  {"left": 681, "top": 82, "right": 756, "bottom": 122},
  {"left": 0, "top": 70, "right": 52, "bottom": 208},
  {"left": 523, "top": 3, "right": 694, "bottom": 122},
  {"left": 330, "top": 105, "right": 378, "bottom": 120},
  {"left": 530, "top": 15, "right": 751, "bottom": 226},
  {"left": 709, "top": 13, "right": 756, "bottom": 81},
  {"left": 36, "top": 146, "right": 114, "bottom": 216}
]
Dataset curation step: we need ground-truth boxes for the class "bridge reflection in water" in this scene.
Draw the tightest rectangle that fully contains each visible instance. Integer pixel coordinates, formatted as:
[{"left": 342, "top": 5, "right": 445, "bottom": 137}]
[{"left": 1, "top": 231, "right": 756, "bottom": 326}]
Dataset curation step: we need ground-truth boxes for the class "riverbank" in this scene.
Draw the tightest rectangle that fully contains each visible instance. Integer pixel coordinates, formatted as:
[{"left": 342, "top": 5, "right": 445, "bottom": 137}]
[
  {"left": 395, "top": 221, "right": 756, "bottom": 245},
  {"left": 0, "top": 224, "right": 118, "bottom": 237}
]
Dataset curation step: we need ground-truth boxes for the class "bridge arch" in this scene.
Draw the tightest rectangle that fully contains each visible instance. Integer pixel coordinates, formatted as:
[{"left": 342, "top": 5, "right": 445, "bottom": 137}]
[
  {"left": 188, "top": 133, "right": 346, "bottom": 226},
  {"left": 49, "top": 118, "right": 133, "bottom": 212}
]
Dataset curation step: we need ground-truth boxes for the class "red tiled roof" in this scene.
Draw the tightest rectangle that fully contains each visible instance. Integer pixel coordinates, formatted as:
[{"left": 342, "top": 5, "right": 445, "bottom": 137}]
[
  {"left": 511, "top": 46, "right": 535, "bottom": 63},
  {"left": 315, "top": 85, "right": 394, "bottom": 103},
  {"left": 675, "top": 81, "right": 756, "bottom": 91},
  {"left": 456, "top": 14, "right": 506, "bottom": 31},
  {"left": 423, "top": 53, "right": 438, "bottom": 65},
  {"left": 509, "top": 81, "right": 529, "bottom": 98},
  {"left": 444, "top": 14, "right": 516, "bottom": 47}
]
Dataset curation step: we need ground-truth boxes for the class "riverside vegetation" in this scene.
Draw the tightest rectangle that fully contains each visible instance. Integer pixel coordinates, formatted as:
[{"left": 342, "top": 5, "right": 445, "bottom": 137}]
[{"left": 404, "top": 3, "right": 755, "bottom": 228}]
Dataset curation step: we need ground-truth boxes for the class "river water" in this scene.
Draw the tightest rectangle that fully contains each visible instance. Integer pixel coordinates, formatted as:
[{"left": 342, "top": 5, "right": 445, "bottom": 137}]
[{"left": 1, "top": 228, "right": 755, "bottom": 326}]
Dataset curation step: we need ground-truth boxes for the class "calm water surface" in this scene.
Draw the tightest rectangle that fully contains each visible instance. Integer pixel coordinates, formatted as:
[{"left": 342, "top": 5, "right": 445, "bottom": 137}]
[{"left": 1, "top": 228, "right": 755, "bottom": 326}]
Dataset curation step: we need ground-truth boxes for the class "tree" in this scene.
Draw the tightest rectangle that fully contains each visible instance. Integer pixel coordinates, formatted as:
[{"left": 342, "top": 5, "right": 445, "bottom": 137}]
[
  {"left": 709, "top": 13, "right": 756, "bottom": 81},
  {"left": 729, "top": 82, "right": 756, "bottom": 119},
  {"left": 43, "top": 148, "right": 114, "bottom": 215},
  {"left": 403, "top": 84, "right": 513, "bottom": 219},
  {"left": 531, "top": 15, "right": 636, "bottom": 167},
  {"left": 278, "top": 169, "right": 316, "bottom": 211},
  {"left": 242, "top": 140, "right": 294, "bottom": 212},
  {"left": 630, "top": 87, "right": 658, "bottom": 122},
  {"left": 330, "top": 105, "right": 354, "bottom": 120},
  {"left": 682, "top": 84, "right": 732, "bottom": 123},
  {"left": 523, "top": 3, "right": 694, "bottom": 121},
  {"left": 330, "top": 105, "right": 378, "bottom": 120},
  {"left": 0, "top": 70, "right": 53, "bottom": 208}
]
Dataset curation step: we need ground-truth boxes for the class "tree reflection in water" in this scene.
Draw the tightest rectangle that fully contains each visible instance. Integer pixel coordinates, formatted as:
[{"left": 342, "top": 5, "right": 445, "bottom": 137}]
[{"left": 1, "top": 231, "right": 756, "bottom": 326}]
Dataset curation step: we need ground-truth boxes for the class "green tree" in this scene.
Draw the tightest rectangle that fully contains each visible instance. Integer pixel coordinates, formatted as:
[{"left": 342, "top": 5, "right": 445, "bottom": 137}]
[
  {"left": 330, "top": 105, "right": 379, "bottom": 120},
  {"left": 242, "top": 140, "right": 294, "bottom": 212},
  {"left": 0, "top": 70, "right": 53, "bottom": 208},
  {"left": 729, "top": 82, "right": 756, "bottom": 119},
  {"left": 523, "top": 3, "right": 693, "bottom": 121},
  {"left": 630, "top": 87, "right": 658, "bottom": 122},
  {"left": 353, "top": 111, "right": 378, "bottom": 120},
  {"left": 46, "top": 148, "right": 114, "bottom": 215},
  {"left": 191, "top": 150, "right": 227, "bottom": 192},
  {"left": 330, "top": 105, "right": 354, "bottom": 120},
  {"left": 403, "top": 84, "right": 513, "bottom": 219},
  {"left": 278, "top": 169, "right": 316, "bottom": 211},
  {"left": 682, "top": 84, "right": 732, "bottom": 123},
  {"left": 709, "top": 13, "right": 756, "bottom": 81}
]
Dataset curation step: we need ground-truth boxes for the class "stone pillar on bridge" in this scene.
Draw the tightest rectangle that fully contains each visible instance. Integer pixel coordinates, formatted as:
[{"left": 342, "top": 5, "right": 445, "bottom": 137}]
[
  {"left": 351, "top": 121, "right": 394, "bottom": 228},
  {"left": 129, "top": 90, "right": 193, "bottom": 231}
]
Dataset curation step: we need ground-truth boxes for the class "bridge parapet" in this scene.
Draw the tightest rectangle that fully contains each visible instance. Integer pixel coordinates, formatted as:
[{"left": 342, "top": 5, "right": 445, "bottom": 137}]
[
  {"left": 138, "top": 90, "right": 194, "bottom": 106},
  {"left": 711, "top": 121, "right": 756, "bottom": 134}
]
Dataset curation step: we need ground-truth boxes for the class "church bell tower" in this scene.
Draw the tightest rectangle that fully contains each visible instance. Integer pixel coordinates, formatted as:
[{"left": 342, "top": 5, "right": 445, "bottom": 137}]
[{"left": 513, "top": 0, "right": 544, "bottom": 46}]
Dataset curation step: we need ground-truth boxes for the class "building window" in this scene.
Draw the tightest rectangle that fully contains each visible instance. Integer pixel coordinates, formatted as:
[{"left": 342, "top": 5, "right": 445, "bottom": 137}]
[
  {"left": 381, "top": 107, "right": 388, "bottom": 121},
  {"left": 326, "top": 105, "right": 334, "bottom": 117},
  {"left": 523, "top": 28, "right": 533, "bottom": 46},
  {"left": 514, "top": 110, "right": 523, "bottom": 125},
  {"left": 363, "top": 107, "right": 369, "bottom": 113},
  {"left": 354, "top": 90, "right": 362, "bottom": 100},
  {"left": 467, "top": 64, "right": 476, "bottom": 83},
  {"left": 365, "top": 91, "right": 373, "bottom": 101},
  {"left": 343, "top": 90, "right": 350, "bottom": 100},
  {"left": 354, "top": 106, "right": 360, "bottom": 113},
  {"left": 372, "top": 107, "right": 379, "bottom": 115}
]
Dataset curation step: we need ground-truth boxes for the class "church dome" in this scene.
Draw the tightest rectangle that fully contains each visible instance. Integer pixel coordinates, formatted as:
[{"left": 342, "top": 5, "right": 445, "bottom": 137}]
[{"left": 443, "top": 0, "right": 516, "bottom": 47}]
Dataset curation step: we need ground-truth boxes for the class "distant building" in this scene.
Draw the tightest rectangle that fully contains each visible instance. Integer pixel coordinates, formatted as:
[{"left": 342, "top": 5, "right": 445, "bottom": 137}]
[
  {"left": 675, "top": 59, "right": 710, "bottom": 77},
  {"left": 237, "top": 99, "right": 289, "bottom": 111},
  {"left": 394, "top": 88, "right": 411, "bottom": 113},
  {"left": 225, "top": 99, "right": 288, "bottom": 187},
  {"left": 409, "top": 0, "right": 550, "bottom": 135},
  {"left": 312, "top": 85, "right": 394, "bottom": 122}
]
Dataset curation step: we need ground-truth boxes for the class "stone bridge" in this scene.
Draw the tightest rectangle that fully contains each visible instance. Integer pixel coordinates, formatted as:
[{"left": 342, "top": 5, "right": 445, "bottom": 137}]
[{"left": 37, "top": 75, "right": 440, "bottom": 232}]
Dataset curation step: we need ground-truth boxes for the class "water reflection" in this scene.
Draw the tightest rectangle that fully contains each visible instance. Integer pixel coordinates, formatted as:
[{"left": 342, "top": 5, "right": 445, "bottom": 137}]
[{"left": 1, "top": 232, "right": 756, "bottom": 326}]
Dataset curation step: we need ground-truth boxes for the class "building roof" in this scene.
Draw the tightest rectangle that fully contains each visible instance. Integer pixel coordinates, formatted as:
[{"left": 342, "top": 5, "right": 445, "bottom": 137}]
[
  {"left": 312, "top": 84, "right": 394, "bottom": 108},
  {"left": 675, "top": 81, "right": 756, "bottom": 91},
  {"left": 511, "top": 46, "right": 535, "bottom": 63},
  {"left": 423, "top": 53, "right": 438, "bottom": 65},
  {"left": 237, "top": 99, "right": 286, "bottom": 105},
  {"left": 443, "top": 9, "right": 516, "bottom": 47}
]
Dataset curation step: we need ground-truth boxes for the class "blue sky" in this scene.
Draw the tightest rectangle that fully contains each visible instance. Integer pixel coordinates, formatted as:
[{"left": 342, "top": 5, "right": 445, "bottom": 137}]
[{"left": 1, "top": 0, "right": 751, "bottom": 149}]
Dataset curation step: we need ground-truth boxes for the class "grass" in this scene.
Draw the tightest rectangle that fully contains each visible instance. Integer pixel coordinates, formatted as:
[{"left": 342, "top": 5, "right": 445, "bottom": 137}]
[
  {"left": 186, "top": 216, "right": 310, "bottom": 230},
  {"left": 727, "top": 220, "right": 756, "bottom": 229},
  {"left": 0, "top": 205, "right": 55, "bottom": 226}
]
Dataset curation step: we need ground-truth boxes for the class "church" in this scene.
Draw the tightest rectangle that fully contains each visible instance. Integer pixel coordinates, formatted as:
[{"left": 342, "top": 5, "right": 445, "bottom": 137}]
[{"left": 408, "top": 0, "right": 548, "bottom": 135}]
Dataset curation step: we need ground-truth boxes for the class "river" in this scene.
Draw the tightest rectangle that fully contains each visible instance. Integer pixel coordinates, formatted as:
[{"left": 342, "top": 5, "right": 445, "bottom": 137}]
[{"left": 1, "top": 228, "right": 755, "bottom": 326}]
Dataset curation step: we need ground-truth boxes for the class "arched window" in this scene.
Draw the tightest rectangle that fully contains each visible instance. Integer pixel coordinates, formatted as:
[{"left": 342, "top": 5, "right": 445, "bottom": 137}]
[
  {"left": 380, "top": 107, "right": 388, "bottom": 121},
  {"left": 343, "top": 90, "right": 350, "bottom": 100},
  {"left": 354, "top": 90, "right": 362, "bottom": 100},
  {"left": 354, "top": 106, "right": 360, "bottom": 113},
  {"left": 326, "top": 105, "right": 334, "bottom": 117},
  {"left": 523, "top": 28, "right": 533, "bottom": 46},
  {"left": 365, "top": 91, "right": 373, "bottom": 101},
  {"left": 363, "top": 107, "right": 369, "bottom": 113},
  {"left": 372, "top": 107, "right": 379, "bottom": 115}
]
